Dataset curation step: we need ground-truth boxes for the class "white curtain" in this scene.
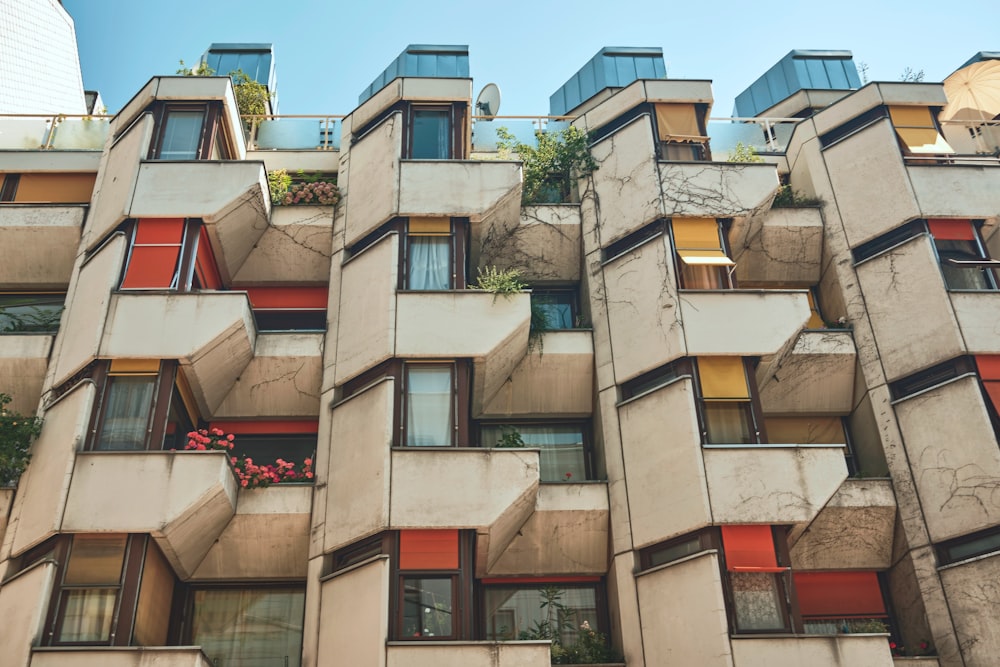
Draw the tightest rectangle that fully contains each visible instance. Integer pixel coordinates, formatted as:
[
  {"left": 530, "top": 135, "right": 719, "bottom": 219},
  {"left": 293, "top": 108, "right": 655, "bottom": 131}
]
[
  {"left": 704, "top": 403, "right": 752, "bottom": 444},
  {"left": 191, "top": 588, "right": 305, "bottom": 667},
  {"left": 406, "top": 367, "right": 453, "bottom": 446},
  {"left": 482, "top": 426, "right": 585, "bottom": 481},
  {"left": 408, "top": 236, "right": 451, "bottom": 290},
  {"left": 96, "top": 376, "right": 156, "bottom": 450},
  {"left": 58, "top": 589, "right": 117, "bottom": 642},
  {"left": 160, "top": 111, "right": 204, "bottom": 159}
]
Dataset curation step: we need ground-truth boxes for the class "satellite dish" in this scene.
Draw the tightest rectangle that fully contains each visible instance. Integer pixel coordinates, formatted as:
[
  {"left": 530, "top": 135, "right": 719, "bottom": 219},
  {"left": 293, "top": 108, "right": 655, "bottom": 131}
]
[{"left": 476, "top": 83, "right": 501, "bottom": 119}]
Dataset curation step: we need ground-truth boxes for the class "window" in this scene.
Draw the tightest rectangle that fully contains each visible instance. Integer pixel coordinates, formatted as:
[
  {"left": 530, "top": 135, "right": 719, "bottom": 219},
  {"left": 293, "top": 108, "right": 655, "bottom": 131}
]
[
  {"left": 851, "top": 219, "right": 926, "bottom": 265},
  {"left": 480, "top": 423, "right": 590, "bottom": 481},
  {"left": 0, "top": 173, "right": 19, "bottom": 200},
  {"left": 120, "top": 219, "right": 212, "bottom": 292},
  {"left": 208, "top": 420, "right": 318, "bottom": 479},
  {"left": 186, "top": 586, "right": 305, "bottom": 667},
  {"left": 889, "top": 356, "right": 977, "bottom": 402},
  {"left": 671, "top": 218, "right": 735, "bottom": 289},
  {"left": 0, "top": 293, "right": 65, "bottom": 333},
  {"left": 531, "top": 290, "right": 578, "bottom": 330},
  {"left": 407, "top": 104, "right": 465, "bottom": 159},
  {"left": 404, "top": 218, "right": 467, "bottom": 290},
  {"left": 46, "top": 534, "right": 176, "bottom": 647},
  {"left": 928, "top": 219, "right": 998, "bottom": 290},
  {"left": 937, "top": 525, "right": 1000, "bottom": 565},
  {"left": 158, "top": 109, "right": 205, "bottom": 159},
  {"left": 148, "top": 103, "right": 231, "bottom": 161},
  {"left": 655, "top": 103, "right": 709, "bottom": 161},
  {"left": 721, "top": 525, "right": 793, "bottom": 633},
  {"left": 90, "top": 360, "right": 198, "bottom": 451},
  {"left": 394, "top": 530, "right": 472, "bottom": 640},
  {"left": 405, "top": 364, "right": 457, "bottom": 446},
  {"left": 793, "top": 571, "right": 888, "bottom": 634},
  {"left": 696, "top": 357, "right": 763, "bottom": 445},
  {"left": 888, "top": 106, "right": 953, "bottom": 155},
  {"left": 977, "top": 356, "right": 1000, "bottom": 427},
  {"left": 638, "top": 528, "right": 717, "bottom": 570},
  {"left": 482, "top": 581, "right": 603, "bottom": 645},
  {"left": 602, "top": 219, "right": 666, "bottom": 264},
  {"left": 245, "top": 287, "right": 328, "bottom": 331}
]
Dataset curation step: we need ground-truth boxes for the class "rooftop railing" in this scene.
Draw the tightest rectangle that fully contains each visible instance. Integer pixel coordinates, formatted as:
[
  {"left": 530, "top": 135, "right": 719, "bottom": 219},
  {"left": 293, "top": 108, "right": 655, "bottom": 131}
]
[
  {"left": 243, "top": 115, "right": 344, "bottom": 151},
  {"left": 938, "top": 118, "right": 1000, "bottom": 161},
  {"left": 0, "top": 114, "right": 111, "bottom": 150}
]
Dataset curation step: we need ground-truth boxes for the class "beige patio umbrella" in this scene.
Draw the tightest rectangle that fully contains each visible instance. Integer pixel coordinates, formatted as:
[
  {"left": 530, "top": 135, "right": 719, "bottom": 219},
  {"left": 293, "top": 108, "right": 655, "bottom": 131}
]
[{"left": 941, "top": 59, "right": 1000, "bottom": 121}]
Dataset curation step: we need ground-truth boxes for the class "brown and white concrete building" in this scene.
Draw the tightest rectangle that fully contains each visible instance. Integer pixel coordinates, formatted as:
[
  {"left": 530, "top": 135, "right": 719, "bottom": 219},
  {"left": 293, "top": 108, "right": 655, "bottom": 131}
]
[{"left": 1, "top": 37, "right": 999, "bottom": 667}]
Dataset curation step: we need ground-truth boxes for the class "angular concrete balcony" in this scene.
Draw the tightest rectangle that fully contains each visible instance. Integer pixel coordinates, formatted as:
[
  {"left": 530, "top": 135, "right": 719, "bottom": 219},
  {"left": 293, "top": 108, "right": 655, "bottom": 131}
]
[
  {"left": 730, "top": 634, "right": 893, "bottom": 667},
  {"left": 658, "top": 160, "right": 779, "bottom": 218},
  {"left": 214, "top": 332, "right": 323, "bottom": 418},
  {"left": 100, "top": 291, "right": 256, "bottom": 413},
  {"left": 474, "top": 204, "right": 582, "bottom": 284},
  {"left": 0, "top": 334, "right": 53, "bottom": 414},
  {"left": 479, "top": 330, "right": 593, "bottom": 418},
  {"left": 756, "top": 329, "right": 857, "bottom": 414},
  {"left": 483, "top": 482, "right": 610, "bottom": 577},
  {"left": 950, "top": 291, "right": 1000, "bottom": 355},
  {"left": 0, "top": 205, "right": 83, "bottom": 288},
  {"left": 391, "top": 447, "right": 540, "bottom": 570},
  {"left": 318, "top": 556, "right": 390, "bottom": 667},
  {"left": 0, "top": 561, "right": 58, "bottom": 667},
  {"left": 62, "top": 450, "right": 238, "bottom": 578},
  {"left": 790, "top": 479, "right": 896, "bottom": 570},
  {"left": 678, "top": 289, "right": 811, "bottom": 356},
  {"left": 231, "top": 204, "right": 335, "bottom": 284},
  {"left": 396, "top": 291, "right": 531, "bottom": 420},
  {"left": 31, "top": 648, "right": 215, "bottom": 667},
  {"left": 128, "top": 161, "right": 271, "bottom": 283},
  {"left": 702, "top": 444, "right": 848, "bottom": 525},
  {"left": 908, "top": 163, "right": 1000, "bottom": 222},
  {"left": 731, "top": 207, "right": 824, "bottom": 286},
  {"left": 192, "top": 484, "right": 313, "bottom": 579},
  {"left": 398, "top": 160, "right": 522, "bottom": 221},
  {"left": 386, "top": 642, "right": 552, "bottom": 667}
]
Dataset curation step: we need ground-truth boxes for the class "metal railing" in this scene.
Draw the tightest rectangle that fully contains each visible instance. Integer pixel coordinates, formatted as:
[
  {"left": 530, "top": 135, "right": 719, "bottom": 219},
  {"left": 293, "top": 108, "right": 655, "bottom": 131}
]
[
  {"left": 0, "top": 114, "right": 111, "bottom": 150},
  {"left": 932, "top": 118, "right": 1000, "bottom": 162},
  {"left": 470, "top": 115, "right": 576, "bottom": 152},
  {"left": 242, "top": 115, "right": 345, "bottom": 151}
]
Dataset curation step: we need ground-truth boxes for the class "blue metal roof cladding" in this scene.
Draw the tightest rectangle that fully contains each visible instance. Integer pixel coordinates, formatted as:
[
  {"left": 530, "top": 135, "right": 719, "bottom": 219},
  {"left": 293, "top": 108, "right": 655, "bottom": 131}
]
[
  {"left": 959, "top": 51, "right": 1000, "bottom": 69},
  {"left": 733, "top": 50, "right": 862, "bottom": 118},
  {"left": 359, "top": 45, "right": 470, "bottom": 105},
  {"left": 549, "top": 47, "right": 667, "bottom": 116},
  {"left": 203, "top": 43, "right": 278, "bottom": 112}
]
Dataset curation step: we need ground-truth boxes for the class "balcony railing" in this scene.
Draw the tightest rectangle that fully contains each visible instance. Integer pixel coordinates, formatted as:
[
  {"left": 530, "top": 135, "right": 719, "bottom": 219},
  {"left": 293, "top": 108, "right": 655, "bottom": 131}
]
[
  {"left": 243, "top": 115, "right": 344, "bottom": 151},
  {"left": 939, "top": 118, "right": 1000, "bottom": 157},
  {"left": 471, "top": 115, "right": 576, "bottom": 152},
  {"left": 0, "top": 114, "right": 111, "bottom": 150},
  {"left": 707, "top": 117, "right": 802, "bottom": 157}
]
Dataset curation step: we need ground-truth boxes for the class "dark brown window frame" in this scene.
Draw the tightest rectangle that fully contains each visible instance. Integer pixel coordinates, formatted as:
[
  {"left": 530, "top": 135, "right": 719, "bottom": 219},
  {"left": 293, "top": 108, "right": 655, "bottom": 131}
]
[
  {"left": 403, "top": 103, "right": 467, "bottom": 160},
  {"left": 476, "top": 419, "right": 596, "bottom": 481},
  {"left": 693, "top": 357, "right": 767, "bottom": 445},
  {"left": 669, "top": 217, "right": 737, "bottom": 290},
  {"left": 936, "top": 524, "right": 1000, "bottom": 566},
  {"left": 0, "top": 173, "right": 20, "bottom": 201},
  {"left": 118, "top": 218, "right": 204, "bottom": 293},
  {"left": 345, "top": 217, "right": 469, "bottom": 291},
  {"left": 889, "top": 356, "right": 977, "bottom": 402},
  {"left": 146, "top": 102, "right": 232, "bottom": 161},
  {"left": 477, "top": 578, "right": 611, "bottom": 644},
  {"left": 619, "top": 358, "right": 693, "bottom": 402}
]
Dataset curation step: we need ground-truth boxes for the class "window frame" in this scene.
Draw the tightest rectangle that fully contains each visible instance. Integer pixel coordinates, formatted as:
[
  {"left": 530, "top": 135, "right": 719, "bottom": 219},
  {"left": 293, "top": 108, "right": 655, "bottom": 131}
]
[
  {"left": 670, "top": 218, "right": 737, "bottom": 290},
  {"left": 929, "top": 219, "right": 998, "bottom": 291},
  {"left": 477, "top": 420, "right": 594, "bottom": 482},
  {"left": 719, "top": 525, "right": 800, "bottom": 635},
  {"left": 694, "top": 357, "right": 767, "bottom": 445},
  {"left": 0, "top": 292, "right": 66, "bottom": 334},
  {"left": 119, "top": 218, "right": 205, "bottom": 292},
  {"left": 401, "top": 361, "right": 469, "bottom": 447},
  {"left": 404, "top": 103, "right": 467, "bottom": 160},
  {"left": 402, "top": 217, "right": 468, "bottom": 290},
  {"left": 652, "top": 102, "right": 712, "bottom": 162},
  {"left": 478, "top": 578, "right": 609, "bottom": 645},
  {"left": 530, "top": 288, "right": 580, "bottom": 330},
  {"left": 936, "top": 524, "right": 1000, "bottom": 566},
  {"left": 147, "top": 102, "right": 231, "bottom": 161}
]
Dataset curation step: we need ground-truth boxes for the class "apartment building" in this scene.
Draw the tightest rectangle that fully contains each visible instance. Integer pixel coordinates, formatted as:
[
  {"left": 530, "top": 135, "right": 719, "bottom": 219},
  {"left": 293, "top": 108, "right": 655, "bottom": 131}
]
[{"left": 0, "top": 38, "right": 999, "bottom": 667}]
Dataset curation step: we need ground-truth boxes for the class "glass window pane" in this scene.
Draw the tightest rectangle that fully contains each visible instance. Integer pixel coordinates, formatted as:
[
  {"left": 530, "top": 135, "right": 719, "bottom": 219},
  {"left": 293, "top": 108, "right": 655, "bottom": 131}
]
[
  {"left": 133, "top": 541, "right": 174, "bottom": 646},
  {"left": 64, "top": 534, "right": 128, "bottom": 585},
  {"left": 159, "top": 111, "right": 204, "bottom": 160},
  {"left": 58, "top": 589, "right": 117, "bottom": 642},
  {"left": 0, "top": 294, "right": 65, "bottom": 333},
  {"left": 484, "top": 585, "right": 597, "bottom": 645},
  {"left": 681, "top": 262, "right": 727, "bottom": 289},
  {"left": 412, "top": 110, "right": 450, "bottom": 159},
  {"left": 406, "top": 366, "right": 453, "bottom": 446},
  {"left": 482, "top": 425, "right": 586, "bottom": 481},
  {"left": 648, "top": 537, "right": 703, "bottom": 568},
  {"left": 191, "top": 588, "right": 305, "bottom": 667},
  {"left": 407, "top": 236, "right": 451, "bottom": 290},
  {"left": 704, "top": 402, "right": 753, "bottom": 444},
  {"left": 96, "top": 376, "right": 156, "bottom": 451},
  {"left": 402, "top": 577, "right": 453, "bottom": 637},
  {"left": 731, "top": 571, "right": 787, "bottom": 631},
  {"left": 531, "top": 294, "right": 575, "bottom": 329},
  {"left": 163, "top": 388, "right": 194, "bottom": 451},
  {"left": 937, "top": 240, "right": 993, "bottom": 290},
  {"left": 947, "top": 531, "right": 1000, "bottom": 562}
]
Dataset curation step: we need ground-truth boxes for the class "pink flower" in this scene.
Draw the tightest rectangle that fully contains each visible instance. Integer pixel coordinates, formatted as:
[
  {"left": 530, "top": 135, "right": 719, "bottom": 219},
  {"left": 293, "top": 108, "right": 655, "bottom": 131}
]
[
  {"left": 305, "top": 471, "right": 314, "bottom": 479},
  {"left": 210, "top": 428, "right": 223, "bottom": 436},
  {"left": 304, "top": 457, "right": 313, "bottom": 466},
  {"left": 226, "top": 434, "right": 235, "bottom": 441},
  {"left": 240, "top": 479, "right": 248, "bottom": 487}
]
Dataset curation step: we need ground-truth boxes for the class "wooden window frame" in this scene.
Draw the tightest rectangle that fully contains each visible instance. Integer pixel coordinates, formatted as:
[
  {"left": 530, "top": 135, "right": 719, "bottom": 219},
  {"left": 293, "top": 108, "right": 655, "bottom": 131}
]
[
  {"left": 637, "top": 526, "right": 719, "bottom": 571},
  {"left": 694, "top": 357, "right": 767, "bottom": 445},
  {"left": 719, "top": 525, "right": 801, "bottom": 635},
  {"left": 476, "top": 419, "right": 595, "bottom": 481},
  {"left": 670, "top": 218, "right": 737, "bottom": 290},
  {"left": 402, "top": 217, "right": 469, "bottom": 290},
  {"left": 404, "top": 103, "right": 467, "bottom": 160},
  {"left": 477, "top": 578, "right": 610, "bottom": 644},
  {"left": 653, "top": 102, "right": 712, "bottom": 162},
  {"left": 119, "top": 219, "right": 205, "bottom": 292},
  {"left": 147, "top": 102, "right": 230, "bottom": 161},
  {"left": 530, "top": 288, "right": 580, "bottom": 330}
]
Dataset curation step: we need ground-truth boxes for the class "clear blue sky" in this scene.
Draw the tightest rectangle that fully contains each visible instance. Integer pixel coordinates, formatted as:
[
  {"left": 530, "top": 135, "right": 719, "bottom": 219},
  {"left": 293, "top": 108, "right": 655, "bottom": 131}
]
[{"left": 63, "top": 0, "right": 997, "bottom": 118}]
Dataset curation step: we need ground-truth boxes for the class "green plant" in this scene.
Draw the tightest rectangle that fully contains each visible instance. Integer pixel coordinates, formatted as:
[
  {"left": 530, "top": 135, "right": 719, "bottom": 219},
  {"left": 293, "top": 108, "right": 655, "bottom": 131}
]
[
  {"left": 844, "top": 619, "right": 888, "bottom": 633},
  {"left": 0, "top": 394, "right": 42, "bottom": 486},
  {"left": 496, "top": 125, "right": 598, "bottom": 204},
  {"left": 230, "top": 69, "right": 270, "bottom": 118},
  {"left": 267, "top": 169, "right": 292, "bottom": 205},
  {"left": 772, "top": 184, "right": 824, "bottom": 208},
  {"left": 529, "top": 300, "right": 553, "bottom": 354},
  {"left": 470, "top": 266, "right": 525, "bottom": 297},
  {"left": 176, "top": 59, "right": 215, "bottom": 76},
  {"left": 495, "top": 426, "right": 525, "bottom": 448},
  {"left": 729, "top": 141, "right": 764, "bottom": 163}
]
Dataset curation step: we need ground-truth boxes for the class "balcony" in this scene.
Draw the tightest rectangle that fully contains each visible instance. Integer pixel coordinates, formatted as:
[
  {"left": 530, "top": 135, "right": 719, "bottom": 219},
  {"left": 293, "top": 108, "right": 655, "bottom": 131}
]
[
  {"left": 482, "top": 482, "right": 609, "bottom": 577},
  {"left": 907, "top": 160, "right": 1000, "bottom": 221},
  {"left": 473, "top": 204, "right": 582, "bottom": 284},
  {"left": 790, "top": 479, "right": 896, "bottom": 570},
  {"left": 658, "top": 160, "right": 779, "bottom": 219},
  {"left": 245, "top": 114, "right": 342, "bottom": 173},
  {"left": 702, "top": 444, "right": 847, "bottom": 525},
  {"left": 0, "top": 561, "right": 58, "bottom": 667},
  {"left": 128, "top": 161, "right": 271, "bottom": 283},
  {"left": 30, "top": 648, "right": 214, "bottom": 667},
  {"left": 0, "top": 114, "right": 110, "bottom": 151},
  {"left": 231, "top": 204, "right": 335, "bottom": 284},
  {"left": 950, "top": 291, "right": 1000, "bottom": 355},
  {"left": 317, "top": 556, "right": 390, "bottom": 667},
  {"left": 100, "top": 291, "right": 256, "bottom": 413},
  {"left": 62, "top": 450, "right": 238, "bottom": 578},
  {"left": 478, "top": 330, "right": 593, "bottom": 418},
  {"left": 386, "top": 642, "right": 551, "bottom": 667},
  {"left": 214, "top": 332, "right": 323, "bottom": 418},
  {"left": 730, "top": 634, "right": 893, "bottom": 666},
  {"left": 731, "top": 207, "right": 824, "bottom": 286},
  {"left": 756, "top": 329, "right": 857, "bottom": 414},
  {"left": 678, "top": 289, "right": 811, "bottom": 357},
  {"left": 0, "top": 334, "right": 53, "bottom": 415},
  {"left": 0, "top": 205, "right": 84, "bottom": 287},
  {"left": 938, "top": 551, "right": 1000, "bottom": 667},
  {"left": 192, "top": 484, "right": 313, "bottom": 579}
]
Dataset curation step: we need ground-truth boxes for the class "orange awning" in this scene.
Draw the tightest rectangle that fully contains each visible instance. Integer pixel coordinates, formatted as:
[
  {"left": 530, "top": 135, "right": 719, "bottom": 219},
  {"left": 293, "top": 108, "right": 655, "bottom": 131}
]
[
  {"left": 655, "top": 104, "right": 707, "bottom": 143},
  {"left": 698, "top": 357, "right": 750, "bottom": 399},
  {"left": 721, "top": 525, "right": 777, "bottom": 571}
]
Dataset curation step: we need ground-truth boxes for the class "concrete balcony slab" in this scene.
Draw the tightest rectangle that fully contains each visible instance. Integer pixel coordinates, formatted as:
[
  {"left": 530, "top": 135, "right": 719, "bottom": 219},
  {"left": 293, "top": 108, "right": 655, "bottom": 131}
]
[
  {"left": 731, "top": 207, "right": 824, "bottom": 286},
  {"left": 0, "top": 334, "right": 53, "bottom": 414},
  {"left": 659, "top": 161, "right": 779, "bottom": 218},
  {"left": 679, "top": 289, "right": 811, "bottom": 356},
  {"left": 731, "top": 634, "right": 893, "bottom": 667},
  {"left": 0, "top": 205, "right": 84, "bottom": 288},
  {"left": 756, "top": 329, "right": 857, "bottom": 415}
]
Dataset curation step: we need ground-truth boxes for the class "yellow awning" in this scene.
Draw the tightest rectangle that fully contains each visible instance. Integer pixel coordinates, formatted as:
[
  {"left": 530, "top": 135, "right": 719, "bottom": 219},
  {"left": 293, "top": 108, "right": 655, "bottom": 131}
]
[
  {"left": 409, "top": 217, "right": 451, "bottom": 234},
  {"left": 806, "top": 291, "right": 824, "bottom": 329},
  {"left": 888, "top": 106, "right": 955, "bottom": 154},
  {"left": 678, "top": 250, "right": 736, "bottom": 266},
  {"left": 672, "top": 218, "right": 722, "bottom": 250},
  {"left": 655, "top": 103, "right": 707, "bottom": 143},
  {"left": 698, "top": 357, "right": 750, "bottom": 399},
  {"left": 109, "top": 359, "right": 161, "bottom": 375}
]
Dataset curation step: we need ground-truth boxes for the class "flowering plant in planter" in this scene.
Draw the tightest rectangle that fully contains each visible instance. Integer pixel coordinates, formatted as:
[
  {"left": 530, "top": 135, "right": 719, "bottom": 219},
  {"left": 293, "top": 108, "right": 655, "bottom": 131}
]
[
  {"left": 184, "top": 428, "right": 314, "bottom": 489},
  {"left": 282, "top": 180, "right": 340, "bottom": 206}
]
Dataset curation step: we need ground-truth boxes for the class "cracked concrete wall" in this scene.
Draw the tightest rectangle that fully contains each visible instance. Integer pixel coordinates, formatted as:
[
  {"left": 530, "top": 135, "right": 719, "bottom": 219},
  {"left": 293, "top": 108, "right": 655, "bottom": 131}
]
[
  {"left": 342, "top": 111, "right": 401, "bottom": 247},
  {"left": 233, "top": 205, "right": 334, "bottom": 284},
  {"left": 476, "top": 204, "right": 582, "bottom": 283},
  {"left": 732, "top": 207, "right": 823, "bottom": 286}
]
